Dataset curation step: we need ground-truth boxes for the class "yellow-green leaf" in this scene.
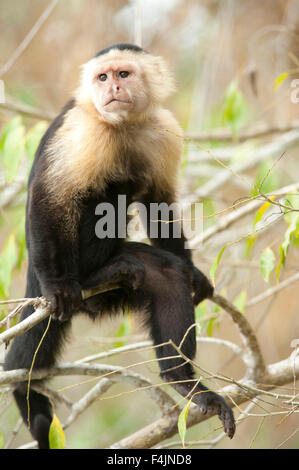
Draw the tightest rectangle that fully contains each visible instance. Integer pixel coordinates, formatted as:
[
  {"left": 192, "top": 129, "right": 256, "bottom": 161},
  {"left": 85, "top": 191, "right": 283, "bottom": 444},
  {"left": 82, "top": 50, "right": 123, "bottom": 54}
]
[
  {"left": 178, "top": 399, "right": 192, "bottom": 448},
  {"left": 274, "top": 72, "right": 289, "bottom": 90},
  {"left": 49, "top": 414, "right": 66, "bottom": 449},
  {"left": 260, "top": 247, "right": 275, "bottom": 283},
  {"left": 210, "top": 246, "right": 226, "bottom": 286},
  {"left": 254, "top": 196, "right": 277, "bottom": 228},
  {"left": 25, "top": 121, "right": 48, "bottom": 164},
  {"left": 0, "top": 431, "right": 4, "bottom": 449},
  {"left": 1, "top": 119, "right": 25, "bottom": 182},
  {"left": 233, "top": 289, "right": 247, "bottom": 314},
  {"left": 0, "top": 234, "right": 18, "bottom": 299}
]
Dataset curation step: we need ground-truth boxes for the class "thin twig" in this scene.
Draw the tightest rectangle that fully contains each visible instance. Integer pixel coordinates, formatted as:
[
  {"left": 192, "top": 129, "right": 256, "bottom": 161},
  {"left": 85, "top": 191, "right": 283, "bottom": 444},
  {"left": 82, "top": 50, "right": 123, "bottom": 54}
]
[
  {"left": 189, "top": 181, "right": 299, "bottom": 247},
  {"left": 246, "top": 272, "right": 299, "bottom": 308},
  {"left": 0, "top": 95, "right": 56, "bottom": 121},
  {"left": 0, "top": 0, "right": 59, "bottom": 77},
  {"left": 211, "top": 294, "right": 265, "bottom": 381},
  {"left": 185, "top": 121, "right": 299, "bottom": 143}
]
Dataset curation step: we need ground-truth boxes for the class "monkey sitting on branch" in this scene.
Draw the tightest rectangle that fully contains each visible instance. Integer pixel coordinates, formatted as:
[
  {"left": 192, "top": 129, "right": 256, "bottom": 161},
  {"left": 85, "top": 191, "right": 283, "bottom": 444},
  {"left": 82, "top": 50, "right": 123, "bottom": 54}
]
[{"left": 4, "top": 43, "right": 235, "bottom": 448}]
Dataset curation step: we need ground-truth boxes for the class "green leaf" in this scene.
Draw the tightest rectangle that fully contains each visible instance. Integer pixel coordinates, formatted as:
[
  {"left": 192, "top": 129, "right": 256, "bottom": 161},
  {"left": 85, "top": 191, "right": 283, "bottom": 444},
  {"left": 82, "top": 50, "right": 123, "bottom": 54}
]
[
  {"left": 210, "top": 246, "right": 226, "bottom": 286},
  {"left": 206, "top": 316, "right": 217, "bottom": 337},
  {"left": 25, "top": 121, "right": 48, "bottom": 165},
  {"left": 16, "top": 222, "right": 27, "bottom": 270},
  {"left": 244, "top": 234, "right": 257, "bottom": 258},
  {"left": 0, "top": 116, "right": 23, "bottom": 152},
  {"left": 221, "top": 80, "right": 248, "bottom": 134},
  {"left": 274, "top": 72, "right": 289, "bottom": 90},
  {"left": 276, "top": 211, "right": 299, "bottom": 281},
  {"left": 281, "top": 213, "right": 298, "bottom": 260},
  {"left": 195, "top": 300, "right": 208, "bottom": 321},
  {"left": 0, "top": 431, "right": 4, "bottom": 449},
  {"left": 49, "top": 414, "right": 66, "bottom": 449},
  {"left": 0, "top": 234, "right": 18, "bottom": 299},
  {"left": 252, "top": 159, "right": 279, "bottom": 196},
  {"left": 260, "top": 247, "right": 275, "bottom": 283},
  {"left": 178, "top": 399, "right": 192, "bottom": 448},
  {"left": 233, "top": 289, "right": 247, "bottom": 313},
  {"left": 1, "top": 117, "right": 25, "bottom": 182},
  {"left": 203, "top": 199, "right": 216, "bottom": 229},
  {"left": 114, "top": 313, "right": 132, "bottom": 348}
]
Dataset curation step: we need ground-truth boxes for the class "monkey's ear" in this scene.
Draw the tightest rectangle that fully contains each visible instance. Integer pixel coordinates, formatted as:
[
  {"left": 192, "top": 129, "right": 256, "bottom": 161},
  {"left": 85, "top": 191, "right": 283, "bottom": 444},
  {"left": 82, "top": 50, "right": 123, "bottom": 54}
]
[{"left": 141, "top": 55, "right": 176, "bottom": 103}]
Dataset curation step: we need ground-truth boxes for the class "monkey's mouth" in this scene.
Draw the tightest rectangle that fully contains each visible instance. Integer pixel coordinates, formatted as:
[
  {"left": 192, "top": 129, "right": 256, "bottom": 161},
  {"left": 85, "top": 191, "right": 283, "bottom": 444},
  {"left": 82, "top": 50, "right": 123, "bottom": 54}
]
[{"left": 105, "top": 98, "right": 131, "bottom": 106}]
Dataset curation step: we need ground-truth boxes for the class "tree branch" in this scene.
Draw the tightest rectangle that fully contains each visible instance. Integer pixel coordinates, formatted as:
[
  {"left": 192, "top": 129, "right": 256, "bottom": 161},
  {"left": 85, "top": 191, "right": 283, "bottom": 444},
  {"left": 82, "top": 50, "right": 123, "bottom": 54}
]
[
  {"left": 0, "top": 0, "right": 59, "bottom": 77},
  {"left": 190, "top": 130, "right": 299, "bottom": 199},
  {"left": 185, "top": 121, "right": 299, "bottom": 143},
  {"left": 109, "top": 351, "right": 298, "bottom": 449}
]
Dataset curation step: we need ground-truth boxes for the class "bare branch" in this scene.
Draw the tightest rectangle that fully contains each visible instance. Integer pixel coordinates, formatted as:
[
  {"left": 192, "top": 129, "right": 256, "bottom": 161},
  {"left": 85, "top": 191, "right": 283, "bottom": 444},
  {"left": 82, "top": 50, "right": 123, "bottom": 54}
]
[
  {"left": 189, "top": 181, "right": 299, "bottom": 247},
  {"left": 247, "top": 271, "right": 299, "bottom": 308},
  {"left": 211, "top": 294, "right": 265, "bottom": 381},
  {"left": 185, "top": 121, "right": 299, "bottom": 143},
  {"left": 0, "top": 362, "right": 177, "bottom": 416},
  {"left": 0, "top": 95, "right": 56, "bottom": 121},
  {"left": 0, "top": 298, "right": 50, "bottom": 345},
  {"left": 0, "top": 0, "right": 59, "bottom": 77},
  {"left": 110, "top": 352, "right": 298, "bottom": 449},
  {"left": 191, "top": 130, "right": 299, "bottom": 199}
]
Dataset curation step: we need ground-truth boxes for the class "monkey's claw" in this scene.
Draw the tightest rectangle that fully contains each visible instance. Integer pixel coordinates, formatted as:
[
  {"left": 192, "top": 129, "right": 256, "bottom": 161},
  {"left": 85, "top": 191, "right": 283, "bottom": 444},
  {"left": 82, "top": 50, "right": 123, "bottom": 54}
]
[
  {"left": 43, "top": 281, "right": 82, "bottom": 322},
  {"left": 197, "top": 391, "right": 235, "bottom": 439}
]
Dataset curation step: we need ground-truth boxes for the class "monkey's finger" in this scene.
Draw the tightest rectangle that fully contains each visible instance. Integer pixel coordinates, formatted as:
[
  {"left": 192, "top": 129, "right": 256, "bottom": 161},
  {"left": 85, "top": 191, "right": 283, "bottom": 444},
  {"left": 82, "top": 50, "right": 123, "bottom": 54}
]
[{"left": 49, "top": 294, "right": 61, "bottom": 320}]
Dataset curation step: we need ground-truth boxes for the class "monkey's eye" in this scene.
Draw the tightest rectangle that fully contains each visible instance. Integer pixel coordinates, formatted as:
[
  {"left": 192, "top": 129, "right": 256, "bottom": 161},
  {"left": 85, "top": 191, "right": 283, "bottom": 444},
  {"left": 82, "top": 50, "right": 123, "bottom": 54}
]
[
  {"left": 98, "top": 73, "right": 108, "bottom": 82},
  {"left": 119, "top": 71, "right": 129, "bottom": 78}
]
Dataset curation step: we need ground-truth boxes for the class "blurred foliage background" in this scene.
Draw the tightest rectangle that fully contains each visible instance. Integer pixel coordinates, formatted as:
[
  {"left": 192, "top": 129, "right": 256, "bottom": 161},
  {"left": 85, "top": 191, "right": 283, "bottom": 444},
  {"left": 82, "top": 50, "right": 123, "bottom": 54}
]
[{"left": 0, "top": 0, "right": 298, "bottom": 449}]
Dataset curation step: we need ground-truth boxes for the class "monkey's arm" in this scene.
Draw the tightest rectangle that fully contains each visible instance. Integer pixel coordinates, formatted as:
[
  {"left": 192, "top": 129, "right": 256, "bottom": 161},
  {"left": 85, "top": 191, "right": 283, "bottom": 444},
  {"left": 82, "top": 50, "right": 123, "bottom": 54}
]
[{"left": 27, "top": 179, "right": 82, "bottom": 321}]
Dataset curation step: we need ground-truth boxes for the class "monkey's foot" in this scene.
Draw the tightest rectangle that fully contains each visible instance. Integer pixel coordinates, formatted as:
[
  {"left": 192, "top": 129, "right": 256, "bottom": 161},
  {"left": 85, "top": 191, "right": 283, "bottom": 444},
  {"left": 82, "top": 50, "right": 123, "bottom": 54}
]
[
  {"left": 191, "top": 266, "right": 214, "bottom": 305},
  {"left": 197, "top": 391, "right": 235, "bottom": 439}
]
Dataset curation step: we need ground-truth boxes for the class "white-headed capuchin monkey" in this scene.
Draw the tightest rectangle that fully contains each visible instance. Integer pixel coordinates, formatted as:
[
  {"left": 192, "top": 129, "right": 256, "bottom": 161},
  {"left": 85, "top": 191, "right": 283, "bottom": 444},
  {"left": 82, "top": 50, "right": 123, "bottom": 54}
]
[{"left": 4, "top": 43, "right": 235, "bottom": 448}]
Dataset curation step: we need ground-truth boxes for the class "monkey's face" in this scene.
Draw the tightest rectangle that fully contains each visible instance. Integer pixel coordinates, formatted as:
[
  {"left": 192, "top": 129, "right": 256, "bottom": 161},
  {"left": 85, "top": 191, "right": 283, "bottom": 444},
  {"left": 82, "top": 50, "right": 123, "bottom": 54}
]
[
  {"left": 91, "top": 59, "right": 149, "bottom": 122},
  {"left": 76, "top": 48, "right": 176, "bottom": 125}
]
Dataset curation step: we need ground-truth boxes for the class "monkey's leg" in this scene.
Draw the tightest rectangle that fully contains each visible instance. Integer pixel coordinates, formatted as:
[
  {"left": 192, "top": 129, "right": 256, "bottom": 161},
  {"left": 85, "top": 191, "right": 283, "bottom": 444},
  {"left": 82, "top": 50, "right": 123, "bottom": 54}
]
[
  {"left": 144, "top": 262, "right": 236, "bottom": 439},
  {"left": 81, "top": 252, "right": 145, "bottom": 291},
  {"left": 4, "top": 267, "right": 70, "bottom": 449}
]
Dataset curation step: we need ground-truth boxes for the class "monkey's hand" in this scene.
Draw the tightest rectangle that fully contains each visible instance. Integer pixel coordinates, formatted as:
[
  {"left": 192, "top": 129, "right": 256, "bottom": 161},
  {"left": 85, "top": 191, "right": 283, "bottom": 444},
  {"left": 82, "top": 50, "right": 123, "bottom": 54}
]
[
  {"left": 42, "top": 280, "right": 83, "bottom": 322},
  {"left": 190, "top": 266, "right": 214, "bottom": 305}
]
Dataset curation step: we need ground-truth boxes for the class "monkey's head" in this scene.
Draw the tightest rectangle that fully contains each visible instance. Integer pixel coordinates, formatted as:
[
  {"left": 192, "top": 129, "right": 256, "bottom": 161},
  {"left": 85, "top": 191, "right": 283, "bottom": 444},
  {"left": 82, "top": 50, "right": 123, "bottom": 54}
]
[{"left": 75, "top": 43, "right": 176, "bottom": 124}]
